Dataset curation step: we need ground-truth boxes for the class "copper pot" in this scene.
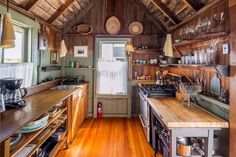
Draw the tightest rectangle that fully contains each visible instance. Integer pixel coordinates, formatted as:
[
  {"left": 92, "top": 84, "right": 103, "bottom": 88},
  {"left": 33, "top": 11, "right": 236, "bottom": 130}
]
[{"left": 177, "top": 137, "right": 192, "bottom": 156}]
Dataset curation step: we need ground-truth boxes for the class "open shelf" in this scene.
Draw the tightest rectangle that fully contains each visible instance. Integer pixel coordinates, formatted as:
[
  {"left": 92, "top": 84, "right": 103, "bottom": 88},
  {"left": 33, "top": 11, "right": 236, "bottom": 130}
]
[
  {"left": 65, "top": 67, "right": 95, "bottom": 70},
  {"left": 161, "top": 64, "right": 229, "bottom": 77},
  {"left": 160, "top": 64, "right": 215, "bottom": 67},
  {"left": 132, "top": 63, "right": 160, "bottom": 66},
  {"left": 41, "top": 66, "right": 62, "bottom": 72},
  {"left": 26, "top": 119, "right": 66, "bottom": 157},
  {"left": 134, "top": 49, "right": 163, "bottom": 54},
  {"left": 10, "top": 108, "right": 67, "bottom": 157},
  {"left": 173, "top": 32, "right": 229, "bottom": 47},
  {"left": 176, "top": 147, "right": 204, "bottom": 157},
  {"left": 49, "top": 136, "right": 67, "bottom": 157}
]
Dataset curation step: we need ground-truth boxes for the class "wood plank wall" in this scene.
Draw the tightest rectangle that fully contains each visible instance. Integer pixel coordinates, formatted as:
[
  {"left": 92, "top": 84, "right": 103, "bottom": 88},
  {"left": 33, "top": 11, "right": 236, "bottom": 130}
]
[
  {"left": 169, "top": 0, "right": 230, "bottom": 94},
  {"left": 65, "top": 0, "right": 163, "bottom": 36},
  {"left": 47, "top": 27, "right": 60, "bottom": 51},
  {"left": 229, "top": 1, "right": 236, "bottom": 156}
]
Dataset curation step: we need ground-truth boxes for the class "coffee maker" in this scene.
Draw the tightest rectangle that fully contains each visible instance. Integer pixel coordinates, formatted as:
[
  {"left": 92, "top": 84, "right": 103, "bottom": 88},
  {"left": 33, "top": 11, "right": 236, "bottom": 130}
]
[{"left": 1, "top": 78, "right": 27, "bottom": 108}]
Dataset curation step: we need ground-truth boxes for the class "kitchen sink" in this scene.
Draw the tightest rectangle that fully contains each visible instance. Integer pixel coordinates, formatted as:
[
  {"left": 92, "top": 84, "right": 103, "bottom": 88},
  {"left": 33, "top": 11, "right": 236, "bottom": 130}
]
[{"left": 50, "top": 85, "right": 79, "bottom": 90}]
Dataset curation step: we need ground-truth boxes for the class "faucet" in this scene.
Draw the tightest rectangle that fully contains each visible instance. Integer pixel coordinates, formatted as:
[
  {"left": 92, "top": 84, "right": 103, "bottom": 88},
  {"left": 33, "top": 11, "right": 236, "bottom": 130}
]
[{"left": 60, "top": 78, "right": 68, "bottom": 85}]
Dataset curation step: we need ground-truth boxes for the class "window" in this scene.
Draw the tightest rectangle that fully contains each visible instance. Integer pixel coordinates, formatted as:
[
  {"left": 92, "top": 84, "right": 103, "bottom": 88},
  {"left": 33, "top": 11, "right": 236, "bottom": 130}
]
[
  {"left": 0, "top": 24, "right": 26, "bottom": 63},
  {"left": 101, "top": 43, "right": 125, "bottom": 60},
  {"left": 97, "top": 40, "right": 128, "bottom": 95}
]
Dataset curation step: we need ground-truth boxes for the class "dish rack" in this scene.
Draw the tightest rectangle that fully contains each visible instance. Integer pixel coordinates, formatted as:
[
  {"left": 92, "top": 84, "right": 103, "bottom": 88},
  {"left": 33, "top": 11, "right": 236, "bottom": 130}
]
[{"left": 179, "top": 83, "right": 202, "bottom": 108}]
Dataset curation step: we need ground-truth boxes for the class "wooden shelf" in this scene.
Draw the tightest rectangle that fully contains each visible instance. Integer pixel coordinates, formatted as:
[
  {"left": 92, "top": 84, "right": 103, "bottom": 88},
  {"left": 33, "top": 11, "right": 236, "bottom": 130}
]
[
  {"left": 65, "top": 67, "right": 95, "bottom": 70},
  {"left": 26, "top": 119, "right": 66, "bottom": 157},
  {"left": 162, "top": 64, "right": 214, "bottom": 67},
  {"left": 134, "top": 49, "right": 163, "bottom": 54},
  {"left": 10, "top": 108, "right": 67, "bottom": 157},
  {"left": 49, "top": 136, "right": 67, "bottom": 157},
  {"left": 173, "top": 32, "right": 229, "bottom": 47},
  {"left": 161, "top": 64, "right": 229, "bottom": 77},
  {"left": 132, "top": 64, "right": 160, "bottom": 66}
]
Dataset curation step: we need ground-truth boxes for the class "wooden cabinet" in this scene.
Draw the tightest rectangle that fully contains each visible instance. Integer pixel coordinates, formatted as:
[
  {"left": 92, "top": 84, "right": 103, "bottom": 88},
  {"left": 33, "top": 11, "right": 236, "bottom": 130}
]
[
  {"left": 69, "top": 84, "right": 89, "bottom": 142},
  {"left": 1, "top": 106, "right": 68, "bottom": 157}
]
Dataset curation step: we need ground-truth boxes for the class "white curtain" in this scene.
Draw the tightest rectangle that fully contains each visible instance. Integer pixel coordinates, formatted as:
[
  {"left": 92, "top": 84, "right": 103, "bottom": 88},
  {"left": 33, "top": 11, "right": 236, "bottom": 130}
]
[
  {"left": 97, "top": 61, "right": 127, "bottom": 95},
  {"left": 0, "top": 63, "right": 34, "bottom": 87}
]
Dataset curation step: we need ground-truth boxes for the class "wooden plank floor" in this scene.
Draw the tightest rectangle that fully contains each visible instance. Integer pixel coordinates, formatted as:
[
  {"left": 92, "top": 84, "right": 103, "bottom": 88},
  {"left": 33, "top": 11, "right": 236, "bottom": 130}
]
[{"left": 57, "top": 118, "right": 155, "bottom": 157}]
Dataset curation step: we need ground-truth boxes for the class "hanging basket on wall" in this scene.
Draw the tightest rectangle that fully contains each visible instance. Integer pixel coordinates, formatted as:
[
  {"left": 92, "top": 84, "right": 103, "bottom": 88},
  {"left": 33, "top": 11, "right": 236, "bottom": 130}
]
[
  {"left": 105, "top": 16, "right": 121, "bottom": 35},
  {"left": 74, "top": 24, "right": 93, "bottom": 35}
]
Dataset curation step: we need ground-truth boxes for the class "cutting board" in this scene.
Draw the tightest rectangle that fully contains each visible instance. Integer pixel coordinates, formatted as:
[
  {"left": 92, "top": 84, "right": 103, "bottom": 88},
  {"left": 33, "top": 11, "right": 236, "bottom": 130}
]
[{"left": 210, "top": 73, "right": 221, "bottom": 96}]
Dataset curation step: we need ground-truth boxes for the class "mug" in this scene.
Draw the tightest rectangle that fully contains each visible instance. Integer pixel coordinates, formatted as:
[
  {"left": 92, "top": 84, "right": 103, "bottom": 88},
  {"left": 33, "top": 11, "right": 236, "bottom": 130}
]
[{"left": 69, "top": 61, "right": 75, "bottom": 68}]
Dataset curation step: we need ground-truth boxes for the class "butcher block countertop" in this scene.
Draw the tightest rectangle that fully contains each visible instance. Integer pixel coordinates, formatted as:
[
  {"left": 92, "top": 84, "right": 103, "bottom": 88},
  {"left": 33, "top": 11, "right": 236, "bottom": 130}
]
[
  {"left": 0, "top": 84, "right": 87, "bottom": 143},
  {"left": 148, "top": 98, "right": 229, "bottom": 128}
]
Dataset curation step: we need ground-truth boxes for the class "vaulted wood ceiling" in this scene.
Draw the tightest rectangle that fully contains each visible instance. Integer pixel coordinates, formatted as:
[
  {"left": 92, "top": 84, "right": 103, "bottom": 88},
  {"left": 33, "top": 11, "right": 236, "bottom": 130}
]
[{"left": 0, "top": 0, "right": 216, "bottom": 33}]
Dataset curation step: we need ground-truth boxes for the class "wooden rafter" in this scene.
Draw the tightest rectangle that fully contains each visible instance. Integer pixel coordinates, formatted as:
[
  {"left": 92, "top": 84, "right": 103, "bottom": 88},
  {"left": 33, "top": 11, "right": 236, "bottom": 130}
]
[
  {"left": 25, "top": 0, "right": 41, "bottom": 11},
  {"left": 63, "top": 0, "right": 96, "bottom": 33},
  {"left": 0, "top": 0, "right": 61, "bottom": 32},
  {"left": 132, "top": 0, "right": 167, "bottom": 33},
  {"left": 151, "top": 0, "right": 180, "bottom": 24},
  {"left": 176, "top": 5, "right": 188, "bottom": 15},
  {"left": 169, "top": 0, "right": 222, "bottom": 32},
  {"left": 48, "top": 0, "right": 75, "bottom": 24},
  {"left": 183, "top": 0, "right": 204, "bottom": 11}
]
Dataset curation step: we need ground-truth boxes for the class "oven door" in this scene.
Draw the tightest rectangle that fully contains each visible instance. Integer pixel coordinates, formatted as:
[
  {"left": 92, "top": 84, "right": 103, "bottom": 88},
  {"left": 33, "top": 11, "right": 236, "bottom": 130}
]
[{"left": 139, "top": 92, "right": 150, "bottom": 142}]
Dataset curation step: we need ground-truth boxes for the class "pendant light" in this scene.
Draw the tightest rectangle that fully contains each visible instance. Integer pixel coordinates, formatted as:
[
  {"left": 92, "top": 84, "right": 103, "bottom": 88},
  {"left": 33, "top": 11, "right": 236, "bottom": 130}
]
[
  {"left": 163, "top": 34, "right": 173, "bottom": 57},
  {"left": 0, "top": 0, "right": 15, "bottom": 48},
  {"left": 59, "top": 39, "right": 67, "bottom": 57},
  {"left": 59, "top": 14, "right": 67, "bottom": 58}
]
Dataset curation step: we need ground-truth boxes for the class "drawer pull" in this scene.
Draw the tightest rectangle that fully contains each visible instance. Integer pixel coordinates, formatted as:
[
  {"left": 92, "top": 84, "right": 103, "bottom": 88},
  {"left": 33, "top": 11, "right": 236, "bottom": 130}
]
[{"left": 139, "top": 114, "right": 147, "bottom": 128}]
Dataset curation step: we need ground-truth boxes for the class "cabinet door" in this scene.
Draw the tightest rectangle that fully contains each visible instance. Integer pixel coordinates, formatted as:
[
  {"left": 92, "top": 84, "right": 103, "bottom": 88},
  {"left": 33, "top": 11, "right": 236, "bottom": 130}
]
[
  {"left": 80, "top": 93, "right": 85, "bottom": 123},
  {"left": 84, "top": 89, "right": 88, "bottom": 118},
  {"left": 72, "top": 91, "right": 81, "bottom": 140}
]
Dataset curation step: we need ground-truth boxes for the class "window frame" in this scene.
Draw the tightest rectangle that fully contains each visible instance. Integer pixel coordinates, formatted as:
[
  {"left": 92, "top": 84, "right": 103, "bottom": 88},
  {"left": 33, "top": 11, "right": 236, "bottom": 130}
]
[
  {"left": 0, "top": 18, "right": 31, "bottom": 64},
  {"left": 99, "top": 41, "right": 127, "bottom": 61},
  {"left": 95, "top": 38, "right": 131, "bottom": 95}
]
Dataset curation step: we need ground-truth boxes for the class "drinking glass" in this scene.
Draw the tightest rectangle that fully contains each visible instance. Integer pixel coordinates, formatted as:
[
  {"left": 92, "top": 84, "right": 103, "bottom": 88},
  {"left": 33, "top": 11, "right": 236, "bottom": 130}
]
[
  {"left": 199, "top": 51, "right": 204, "bottom": 64},
  {"left": 194, "top": 51, "right": 199, "bottom": 64},
  {"left": 203, "top": 51, "right": 208, "bottom": 64}
]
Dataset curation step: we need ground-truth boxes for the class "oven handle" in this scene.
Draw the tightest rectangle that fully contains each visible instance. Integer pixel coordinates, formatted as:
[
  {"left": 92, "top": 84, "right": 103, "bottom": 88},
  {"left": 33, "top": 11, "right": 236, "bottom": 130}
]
[
  {"left": 139, "top": 93, "right": 147, "bottom": 102},
  {"left": 139, "top": 114, "right": 148, "bottom": 128},
  {"left": 159, "top": 134, "right": 170, "bottom": 152}
]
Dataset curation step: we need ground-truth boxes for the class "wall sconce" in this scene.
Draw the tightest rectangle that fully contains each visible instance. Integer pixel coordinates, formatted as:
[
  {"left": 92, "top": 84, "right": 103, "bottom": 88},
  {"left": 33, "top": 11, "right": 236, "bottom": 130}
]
[
  {"left": 125, "top": 43, "right": 134, "bottom": 57},
  {"left": 0, "top": 0, "right": 15, "bottom": 48}
]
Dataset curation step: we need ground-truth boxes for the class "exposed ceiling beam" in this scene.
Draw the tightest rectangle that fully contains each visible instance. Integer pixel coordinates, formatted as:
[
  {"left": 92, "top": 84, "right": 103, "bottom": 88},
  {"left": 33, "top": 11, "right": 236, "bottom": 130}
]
[
  {"left": 25, "top": 0, "right": 41, "bottom": 11},
  {"left": 48, "top": 0, "right": 75, "bottom": 24},
  {"left": 183, "top": 0, "right": 204, "bottom": 11},
  {"left": 63, "top": 0, "right": 96, "bottom": 33},
  {"left": 169, "top": 0, "right": 222, "bottom": 32},
  {"left": 132, "top": 0, "right": 167, "bottom": 33},
  {"left": 0, "top": 0, "right": 61, "bottom": 32},
  {"left": 151, "top": 0, "right": 180, "bottom": 25}
]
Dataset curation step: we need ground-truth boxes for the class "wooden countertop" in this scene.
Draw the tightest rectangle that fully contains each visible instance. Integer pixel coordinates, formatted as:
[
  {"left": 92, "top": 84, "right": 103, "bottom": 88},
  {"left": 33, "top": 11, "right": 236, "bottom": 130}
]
[
  {"left": 148, "top": 98, "right": 229, "bottom": 128},
  {"left": 0, "top": 84, "right": 86, "bottom": 143}
]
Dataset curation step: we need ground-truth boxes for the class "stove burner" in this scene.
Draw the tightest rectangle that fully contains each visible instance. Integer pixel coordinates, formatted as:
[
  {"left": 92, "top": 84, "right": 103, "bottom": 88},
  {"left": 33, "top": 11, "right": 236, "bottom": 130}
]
[{"left": 140, "top": 84, "right": 176, "bottom": 98}]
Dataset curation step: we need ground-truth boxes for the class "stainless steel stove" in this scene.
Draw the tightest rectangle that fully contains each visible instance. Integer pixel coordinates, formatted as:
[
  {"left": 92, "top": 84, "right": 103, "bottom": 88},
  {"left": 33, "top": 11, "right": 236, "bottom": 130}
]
[{"left": 139, "top": 84, "right": 176, "bottom": 142}]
